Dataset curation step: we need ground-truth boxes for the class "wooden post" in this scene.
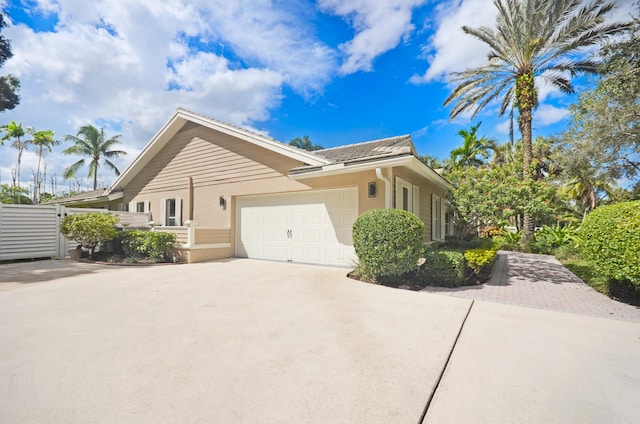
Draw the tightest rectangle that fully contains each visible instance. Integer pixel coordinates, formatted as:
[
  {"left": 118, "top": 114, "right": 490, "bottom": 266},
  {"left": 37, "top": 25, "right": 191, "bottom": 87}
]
[{"left": 187, "top": 176, "right": 194, "bottom": 221}]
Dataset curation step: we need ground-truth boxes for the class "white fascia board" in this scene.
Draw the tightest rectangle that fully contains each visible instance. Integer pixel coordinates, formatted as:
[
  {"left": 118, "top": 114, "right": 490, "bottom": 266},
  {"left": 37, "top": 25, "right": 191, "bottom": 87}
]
[
  {"left": 405, "top": 157, "right": 453, "bottom": 190},
  {"left": 289, "top": 156, "right": 415, "bottom": 179},
  {"left": 290, "top": 155, "right": 452, "bottom": 191}
]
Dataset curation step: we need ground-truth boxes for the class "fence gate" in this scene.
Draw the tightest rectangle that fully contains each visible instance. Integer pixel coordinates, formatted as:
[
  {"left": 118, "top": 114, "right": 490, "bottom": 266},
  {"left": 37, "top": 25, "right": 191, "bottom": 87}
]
[
  {"left": 0, "top": 204, "right": 66, "bottom": 261},
  {"left": 0, "top": 205, "right": 149, "bottom": 261}
]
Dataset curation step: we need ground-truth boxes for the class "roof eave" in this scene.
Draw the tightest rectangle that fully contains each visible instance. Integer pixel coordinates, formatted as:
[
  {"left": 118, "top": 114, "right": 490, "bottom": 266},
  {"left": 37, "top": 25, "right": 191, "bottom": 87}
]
[
  {"left": 106, "top": 109, "right": 330, "bottom": 195},
  {"left": 290, "top": 155, "right": 451, "bottom": 189}
]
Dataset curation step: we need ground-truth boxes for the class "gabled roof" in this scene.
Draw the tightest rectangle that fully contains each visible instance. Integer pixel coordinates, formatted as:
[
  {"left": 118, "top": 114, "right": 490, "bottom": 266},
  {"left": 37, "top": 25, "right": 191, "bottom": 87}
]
[
  {"left": 313, "top": 135, "right": 415, "bottom": 163},
  {"left": 105, "top": 108, "right": 330, "bottom": 195},
  {"left": 290, "top": 135, "right": 451, "bottom": 189}
]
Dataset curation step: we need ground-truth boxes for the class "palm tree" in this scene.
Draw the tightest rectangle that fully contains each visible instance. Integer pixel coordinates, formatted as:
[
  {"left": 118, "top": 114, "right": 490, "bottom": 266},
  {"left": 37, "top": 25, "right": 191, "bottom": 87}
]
[
  {"left": 448, "top": 122, "right": 496, "bottom": 169},
  {"left": 561, "top": 174, "right": 614, "bottom": 220},
  {"left": 62, "top": 124, "right": 127, "bottom": 191},
  {"left": 289, "top": 135, "right": 323, "bottom": 151},
  {"left": 27, "top": 128, "right": 58, "bottom": 203},
  {"left": 443, "top": 0, "right": 628, "bottom": 244},
  {"left": 1, "top": 120, "right": 28, "bottom": 203}
]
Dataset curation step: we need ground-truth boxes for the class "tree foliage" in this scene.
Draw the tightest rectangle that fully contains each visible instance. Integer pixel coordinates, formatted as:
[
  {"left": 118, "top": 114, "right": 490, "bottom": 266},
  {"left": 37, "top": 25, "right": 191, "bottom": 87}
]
[
  {"left": 443, "top": 0, "right": 628, "bottom": 243},
  {"left": 561, "top": 5, "right": 640, "bottom": 186},
  {"left": 63, "top": 124, "right": 127, "bottom": 190},
  {"left": 288, "top": 135, "right": 323, "bottom": 151},
  {"left": 445, "top": 163, "right": 559, "bottom": 240},
  {"left": 448, "top": 122, "right": 495, "bottom": 169},
  {"left": 0, "top": 183, "right": 31, "bottom": 204},
  {"left": 0, "top": 13, "right": 19, "bottom": 112}
]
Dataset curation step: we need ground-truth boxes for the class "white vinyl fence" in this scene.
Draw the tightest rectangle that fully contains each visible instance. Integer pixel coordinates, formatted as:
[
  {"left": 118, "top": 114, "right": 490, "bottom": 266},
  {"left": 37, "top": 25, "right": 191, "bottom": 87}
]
[{"left": 0, "top": 204, "right": 149, "bottom": 261}]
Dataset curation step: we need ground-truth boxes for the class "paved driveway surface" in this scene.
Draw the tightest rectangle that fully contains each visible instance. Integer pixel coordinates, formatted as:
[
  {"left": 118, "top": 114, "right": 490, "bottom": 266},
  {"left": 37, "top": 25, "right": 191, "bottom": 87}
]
[
  {"left": 0, "top": 259, "right": 470, "bottom": 424},
  {"left": 422, "top": 251, "right": 640, "bottom": 322},
  {"left": 1, "top": 258, "right": 639, "bottom": 423}
]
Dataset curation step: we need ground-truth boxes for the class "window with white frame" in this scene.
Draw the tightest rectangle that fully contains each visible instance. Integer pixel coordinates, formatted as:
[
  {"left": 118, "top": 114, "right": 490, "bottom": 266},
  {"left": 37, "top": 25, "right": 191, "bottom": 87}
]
[
  {"left": 395, "top": 177, "right": 420, "bottom": 216},
  {"left": 128, "top": 200, "right": 149, "bottom": 213},
  {"left": 432, "top": 194, "right": 445, "bottom": 241},
  {"left": 160, "top": 197, "right": 182, "bottom": 226}
]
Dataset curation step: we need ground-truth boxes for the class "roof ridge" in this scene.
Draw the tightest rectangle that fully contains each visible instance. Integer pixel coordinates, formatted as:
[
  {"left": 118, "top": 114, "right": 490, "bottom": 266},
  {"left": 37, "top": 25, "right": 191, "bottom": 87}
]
[
  {"left": 317, "top": 134, "right": 411, "bottom": 152},
  {"left": 176, "top": 107, "right": 283, "bottom": 144}
]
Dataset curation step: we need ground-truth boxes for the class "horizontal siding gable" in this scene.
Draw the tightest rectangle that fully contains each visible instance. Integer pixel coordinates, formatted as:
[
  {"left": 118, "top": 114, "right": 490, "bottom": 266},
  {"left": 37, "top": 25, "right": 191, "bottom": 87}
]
[{"left": 127, "top": 126, "right": 303, "bottom": 197}]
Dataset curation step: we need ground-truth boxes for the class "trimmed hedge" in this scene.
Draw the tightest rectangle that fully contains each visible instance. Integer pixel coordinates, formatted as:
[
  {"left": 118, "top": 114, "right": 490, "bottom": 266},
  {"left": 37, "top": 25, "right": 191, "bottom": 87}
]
[
  {"left": 419, "top": 248, "right": 466, "bottom": 287},
  {"left": 580, "top": 201, "right": 640, "bottom": 287},
  {"left": 464, "top": 248, "right": 497, "bottom": 274},
  {"left": 352, "top": 208, "right": 425, "bottom": 280}
]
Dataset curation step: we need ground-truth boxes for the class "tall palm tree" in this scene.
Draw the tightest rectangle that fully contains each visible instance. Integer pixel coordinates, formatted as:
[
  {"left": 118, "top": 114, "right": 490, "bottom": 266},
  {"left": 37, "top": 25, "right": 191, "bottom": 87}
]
[
  {"left": 62, "top": 124, "right": 127, "bottom": 191},
  {"left": 443, "top": 0, "right": 628, "bottom": 244},
  {"left": 1, "top": 120, "right": 28, "bottom": 203},
  {"left": 289, "top": 135, "right": 323, "bottom": 151},
  {"left": 27, "top": 128, "right": 58, "bottom": 203},
  {"left": 448, "top": 122, "right": 496, "bottom": 169}
]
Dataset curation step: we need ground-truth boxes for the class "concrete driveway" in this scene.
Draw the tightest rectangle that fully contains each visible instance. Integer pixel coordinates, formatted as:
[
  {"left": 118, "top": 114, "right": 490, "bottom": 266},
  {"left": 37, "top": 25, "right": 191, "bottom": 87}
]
[{"left": 1, "top": 259, "right": 639, "bottom": 423}]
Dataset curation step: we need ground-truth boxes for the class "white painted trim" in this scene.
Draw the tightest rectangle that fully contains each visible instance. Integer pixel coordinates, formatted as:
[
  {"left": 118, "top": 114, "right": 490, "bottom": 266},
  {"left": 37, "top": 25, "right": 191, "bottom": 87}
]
[{"left": 180, "top": 243, "right": 231, "bottom": 250}]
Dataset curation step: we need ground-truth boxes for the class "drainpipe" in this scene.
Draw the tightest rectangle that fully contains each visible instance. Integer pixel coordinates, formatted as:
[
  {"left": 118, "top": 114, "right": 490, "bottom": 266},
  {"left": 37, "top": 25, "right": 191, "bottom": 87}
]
[{"left": 375, "top": 167, "right": 392, "bottom": 208}]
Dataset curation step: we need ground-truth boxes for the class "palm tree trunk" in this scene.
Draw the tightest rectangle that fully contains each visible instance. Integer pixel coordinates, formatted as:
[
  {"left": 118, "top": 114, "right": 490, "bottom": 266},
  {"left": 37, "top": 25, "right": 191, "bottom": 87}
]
[
  {"left": 16, "top": 140, "right": 22, "bottom": 204},
  {"left": 35, "top": 146, "right": 43, "bottom": 204},
  {"left": 93, "top": 161, "right": 98, "bottom": 191},
  {"left": 520, "top": 108, "right": 535, "bottom": 247},
  {"left": 517, "top": 71, "right": 536, "bottom": 248}
]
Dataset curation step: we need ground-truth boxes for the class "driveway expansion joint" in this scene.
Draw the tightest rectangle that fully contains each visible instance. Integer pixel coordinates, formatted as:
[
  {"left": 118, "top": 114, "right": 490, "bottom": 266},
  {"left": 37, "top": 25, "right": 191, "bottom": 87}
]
[{"left": 418, "top": 299, "right": 475, "bottom": 424}]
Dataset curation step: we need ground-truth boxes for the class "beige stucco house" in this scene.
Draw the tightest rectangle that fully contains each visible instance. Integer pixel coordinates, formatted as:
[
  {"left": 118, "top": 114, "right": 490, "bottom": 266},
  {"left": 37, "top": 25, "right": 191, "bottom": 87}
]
[{"left": 66, "top": 108, "right": 451, "bottom": 266}]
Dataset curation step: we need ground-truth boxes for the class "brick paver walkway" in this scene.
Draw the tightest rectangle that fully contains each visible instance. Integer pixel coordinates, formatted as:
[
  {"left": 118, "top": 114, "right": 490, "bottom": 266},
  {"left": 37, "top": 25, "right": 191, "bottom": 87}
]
[{"left": 421, "top": 251, "right": 640, "bottom": 322}]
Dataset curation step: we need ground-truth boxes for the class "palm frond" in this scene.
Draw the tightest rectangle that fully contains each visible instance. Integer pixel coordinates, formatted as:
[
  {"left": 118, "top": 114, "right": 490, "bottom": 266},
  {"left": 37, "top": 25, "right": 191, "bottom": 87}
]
[{"left": 63, "top": 159, "right": 85, "bottom": 179}]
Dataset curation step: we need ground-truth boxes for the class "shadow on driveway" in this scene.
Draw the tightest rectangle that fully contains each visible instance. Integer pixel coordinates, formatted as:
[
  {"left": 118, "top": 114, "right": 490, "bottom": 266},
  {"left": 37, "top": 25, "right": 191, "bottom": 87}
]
[{"left": 0, "top": 259, "right": 122, "bottom": 289}]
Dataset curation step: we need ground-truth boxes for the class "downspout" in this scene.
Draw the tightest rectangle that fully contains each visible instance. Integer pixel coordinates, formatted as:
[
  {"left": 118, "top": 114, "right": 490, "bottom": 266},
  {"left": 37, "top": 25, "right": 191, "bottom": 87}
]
[{"left": 375, "top": 167, "right": 392, "bottom": 208}]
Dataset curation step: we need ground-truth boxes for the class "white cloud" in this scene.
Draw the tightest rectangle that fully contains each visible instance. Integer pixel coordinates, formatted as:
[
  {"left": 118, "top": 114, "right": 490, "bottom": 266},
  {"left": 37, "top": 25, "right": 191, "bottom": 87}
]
[
  {"left": 412, "top": 0, "right": 496, "bottom": 83},
  {"left": 318, "top": 0, "right": 427, "bottom": 74},
  {"left": 495, "top": 120, "right": 511, "bottom": 135},
  {"left": 0, "top": 0, "right": 336, "bottom": 191},
  {"left": 535, "top": 104, "right": 568, "bottom": 126}
]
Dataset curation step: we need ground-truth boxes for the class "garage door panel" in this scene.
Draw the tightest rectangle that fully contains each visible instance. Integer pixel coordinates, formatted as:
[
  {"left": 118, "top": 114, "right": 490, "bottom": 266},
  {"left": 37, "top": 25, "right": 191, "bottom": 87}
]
[{"left": 236, "top": 188, "right": 357, "bottom": 266}]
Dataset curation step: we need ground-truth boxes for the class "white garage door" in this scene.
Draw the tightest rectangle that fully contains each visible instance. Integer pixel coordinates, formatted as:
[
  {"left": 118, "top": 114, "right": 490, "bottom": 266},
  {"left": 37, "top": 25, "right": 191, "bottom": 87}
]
[{"left": 236, "top": 188, "right": 358, "bottom": 266}]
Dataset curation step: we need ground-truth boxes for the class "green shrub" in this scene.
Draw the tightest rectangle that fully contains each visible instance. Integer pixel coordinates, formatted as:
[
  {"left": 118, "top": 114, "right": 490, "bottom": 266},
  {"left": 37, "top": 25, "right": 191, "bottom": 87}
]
[
  {"left": 352, "top": 208, "right": 425, "bottom": 280},
  {"left": 552, "top": 243, "right": 581, "bottom": 261},
  {"left": 120, "top": 230, "right": 176, "bottom": 262},
  {"left": 580, "top": 201, "right": 640, "bottom": 287},
  {"left": 60, "top": 213, "right": 119, "bottom": 256},
  {"left": 419, "top": 248, "right": 466, "bottom": 287},
  {"left": 529, "top": 224, "right": 580, "bottom": 254},
  {"left": 464, "top": 248, "right": 497, "bottom": 274},
  {"left": 493, "top": 230, "right": 521, "bottom": 251}
]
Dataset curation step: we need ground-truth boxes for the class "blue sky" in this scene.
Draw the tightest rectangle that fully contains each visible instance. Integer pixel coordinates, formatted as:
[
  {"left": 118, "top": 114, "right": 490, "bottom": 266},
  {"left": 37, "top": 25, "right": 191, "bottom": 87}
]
[{"left": 0, "top": 0, "right": 634, "bottom": 193}]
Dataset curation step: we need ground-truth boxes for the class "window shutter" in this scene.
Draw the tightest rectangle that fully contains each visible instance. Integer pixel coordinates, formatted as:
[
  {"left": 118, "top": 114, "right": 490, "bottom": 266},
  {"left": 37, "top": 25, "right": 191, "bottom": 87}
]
[
  {"left": 431, "top": 194, "right": 436, "bottom": 241},
  {"left": 394, "top": 177, "right": 402, "bottom": 209},
  {"left": 128, "top": 201, "right": 135, "bottom": 212},
  {"left": 441, "top": 198, "right": 446, "bottom": 241},
  {"left": 160, "top": 198, "right": 166, "bottom": 226},
  {"left": 175, "top": 197, "right": 182, "bottom": 226},
  {"left": 412, "top": 185, "right": 420, "bottom": 216}
]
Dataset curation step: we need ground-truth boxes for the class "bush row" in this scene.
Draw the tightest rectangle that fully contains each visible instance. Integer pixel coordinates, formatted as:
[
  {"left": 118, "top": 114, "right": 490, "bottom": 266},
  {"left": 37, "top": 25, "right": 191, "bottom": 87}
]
[{"left": 580, "top": 200, "right": 640, "bottom": 288}]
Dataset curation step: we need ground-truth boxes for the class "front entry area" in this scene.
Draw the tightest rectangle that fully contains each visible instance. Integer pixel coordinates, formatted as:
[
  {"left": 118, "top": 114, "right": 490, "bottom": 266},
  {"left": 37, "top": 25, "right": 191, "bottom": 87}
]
[{"left": 235, "top": 187, "right": 358, "bottom": 266}]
